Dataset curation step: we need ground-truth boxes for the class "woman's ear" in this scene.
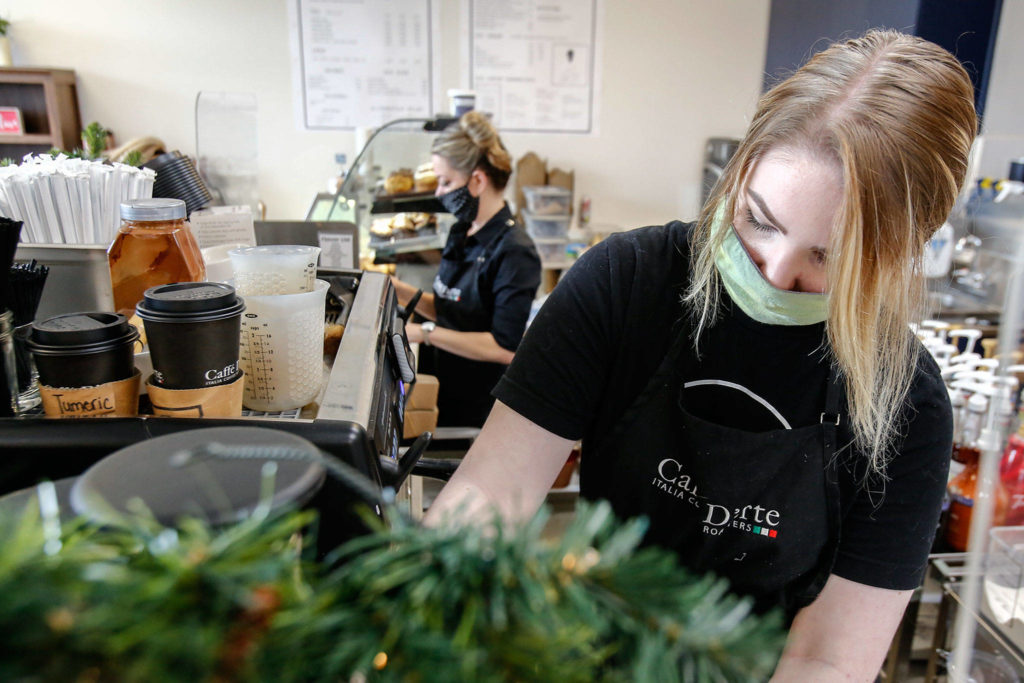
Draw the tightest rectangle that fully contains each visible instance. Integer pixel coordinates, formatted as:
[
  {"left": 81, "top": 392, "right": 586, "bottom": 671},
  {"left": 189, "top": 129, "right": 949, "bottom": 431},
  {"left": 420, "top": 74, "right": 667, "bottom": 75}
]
[{"left": 469, "top": 167, "right": 490, "bottom": 196}]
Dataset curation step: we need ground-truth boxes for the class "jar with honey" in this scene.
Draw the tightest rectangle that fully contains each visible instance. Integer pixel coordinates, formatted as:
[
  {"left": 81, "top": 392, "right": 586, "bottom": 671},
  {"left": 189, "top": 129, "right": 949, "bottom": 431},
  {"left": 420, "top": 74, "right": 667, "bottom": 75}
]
[{"left": 108, "top": 199, "right": 206, "bottom": 317}]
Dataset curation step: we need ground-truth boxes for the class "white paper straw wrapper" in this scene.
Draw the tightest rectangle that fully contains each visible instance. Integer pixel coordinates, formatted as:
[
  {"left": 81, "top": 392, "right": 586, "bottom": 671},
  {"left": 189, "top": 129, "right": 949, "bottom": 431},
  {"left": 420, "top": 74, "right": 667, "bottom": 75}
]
[{"left": 0, "top": 154, "right": 158, "bottom": 244}]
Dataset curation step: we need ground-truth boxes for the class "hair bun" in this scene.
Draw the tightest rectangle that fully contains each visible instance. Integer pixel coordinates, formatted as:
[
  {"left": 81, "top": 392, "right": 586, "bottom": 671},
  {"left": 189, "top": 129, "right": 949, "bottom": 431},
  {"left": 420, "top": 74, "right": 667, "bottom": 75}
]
[
  {"left": 458, "top": 111, "right": 511, "bottom": 175},
  {"left": 460, "top": 111, "right": 496, "bottom": 150}
]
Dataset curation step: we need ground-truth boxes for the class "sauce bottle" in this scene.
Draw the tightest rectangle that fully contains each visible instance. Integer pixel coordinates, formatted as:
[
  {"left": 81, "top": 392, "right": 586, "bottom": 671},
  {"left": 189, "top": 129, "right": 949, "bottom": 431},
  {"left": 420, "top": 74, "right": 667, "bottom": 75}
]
[
  {"left": 946, "top": 392, "right": 1009, "bottom": 551},
  {"left": 1000, "top": 386, "right": 1024, "bottom": 526},
  {"left": 107, "top": 199, "right": 205, "bottom": 318}
]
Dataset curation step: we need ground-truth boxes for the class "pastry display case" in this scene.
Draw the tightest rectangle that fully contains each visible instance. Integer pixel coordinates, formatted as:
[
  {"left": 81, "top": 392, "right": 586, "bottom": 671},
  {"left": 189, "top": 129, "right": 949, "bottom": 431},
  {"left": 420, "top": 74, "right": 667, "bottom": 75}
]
[{"left": 335, "top": 117, "right": 458, "bottom": 261}]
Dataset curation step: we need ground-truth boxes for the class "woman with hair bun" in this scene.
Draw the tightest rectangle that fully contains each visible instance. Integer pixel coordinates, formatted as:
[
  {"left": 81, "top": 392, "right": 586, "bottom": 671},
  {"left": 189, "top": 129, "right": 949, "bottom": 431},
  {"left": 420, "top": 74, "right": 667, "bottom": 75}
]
[
  {"left": 393, "top": 111, "right": 541, "bottom": 428},
  {"left": 425, "top": 30, "right": 977, "bottom": 679}
]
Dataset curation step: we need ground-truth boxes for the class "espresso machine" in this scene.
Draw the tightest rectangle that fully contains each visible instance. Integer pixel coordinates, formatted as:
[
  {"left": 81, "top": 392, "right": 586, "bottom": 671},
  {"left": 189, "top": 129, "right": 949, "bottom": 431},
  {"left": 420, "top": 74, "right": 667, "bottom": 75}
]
[{"left": 0, "top": 270, "right": 454, "bottom": 549}]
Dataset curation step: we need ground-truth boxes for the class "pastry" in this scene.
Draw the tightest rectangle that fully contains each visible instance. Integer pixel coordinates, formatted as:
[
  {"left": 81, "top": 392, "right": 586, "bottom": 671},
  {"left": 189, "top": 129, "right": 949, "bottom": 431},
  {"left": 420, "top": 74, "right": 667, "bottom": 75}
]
[
  {"left": 409, "top": 212, "right": 435, "bottom": 229},
  {"left": 384, "top": 168, "right": 414, "bottom": 195},
  {"left": 414, "top": 163, "right": 438, "bottom": 193},
  {"left": 324, "top": 323, "right": 345, "bottom": 358},
  {"left": 391, "top": 212, "right": 416, "bottom": 232},
  {"left": 370, "top": 218, "right": 394, "bottom": 238}
]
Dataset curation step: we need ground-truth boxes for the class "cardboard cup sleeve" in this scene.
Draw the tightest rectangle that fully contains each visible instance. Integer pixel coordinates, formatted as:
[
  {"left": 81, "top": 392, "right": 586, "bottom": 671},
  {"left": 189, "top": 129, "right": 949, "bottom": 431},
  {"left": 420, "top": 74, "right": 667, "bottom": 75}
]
[
  {"left": 39, "top": 370, "right": 142, "bottom": 418},
  {"left": 146, "top": 372, "right": 244, "bottom": 418}
]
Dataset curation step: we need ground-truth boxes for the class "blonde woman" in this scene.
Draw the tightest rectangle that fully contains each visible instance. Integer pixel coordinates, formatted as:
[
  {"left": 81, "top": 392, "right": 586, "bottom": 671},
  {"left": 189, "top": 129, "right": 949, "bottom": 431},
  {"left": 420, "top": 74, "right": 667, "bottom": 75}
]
[
  {"left": 393, "top": 112, "right": 541, "bottom": 428},
  {"left": 425, "top": 30, "right": 976, "bottom": 680}
]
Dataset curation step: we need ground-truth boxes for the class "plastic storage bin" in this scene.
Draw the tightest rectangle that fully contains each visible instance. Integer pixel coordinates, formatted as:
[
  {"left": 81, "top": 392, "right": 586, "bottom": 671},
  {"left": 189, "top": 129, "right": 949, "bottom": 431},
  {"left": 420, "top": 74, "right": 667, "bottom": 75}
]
[
  {"left": 533, "top": 238, "right": 569, "bottom": 264},
  {"left": 523, "top": 210, "right": 571, "bottom": 239},
  {"left": 522, "top": 186, "right": 573, "bottom": 215}
]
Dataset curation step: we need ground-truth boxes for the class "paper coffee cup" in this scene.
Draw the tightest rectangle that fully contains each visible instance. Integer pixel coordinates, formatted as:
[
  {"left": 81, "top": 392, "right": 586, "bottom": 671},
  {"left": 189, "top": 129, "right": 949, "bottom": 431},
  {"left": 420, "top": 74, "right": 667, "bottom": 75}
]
[
  {"left": 135, "top": 282, "right": 245, "bottom": 390},
  {"left": 26, "top": 312, "right": 139, "bottom": 389}
]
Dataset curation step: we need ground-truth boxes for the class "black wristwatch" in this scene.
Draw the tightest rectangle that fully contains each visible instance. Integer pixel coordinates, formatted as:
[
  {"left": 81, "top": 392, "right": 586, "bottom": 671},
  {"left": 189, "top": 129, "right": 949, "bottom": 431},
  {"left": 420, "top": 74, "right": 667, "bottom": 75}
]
[{"left": 421, "top": 321, "right": 436, "bottom": 346}]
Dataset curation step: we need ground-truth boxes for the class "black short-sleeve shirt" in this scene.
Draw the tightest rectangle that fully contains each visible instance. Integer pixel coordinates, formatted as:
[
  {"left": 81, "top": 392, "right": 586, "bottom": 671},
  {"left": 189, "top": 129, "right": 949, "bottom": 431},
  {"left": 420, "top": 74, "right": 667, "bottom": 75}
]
[
  {"left": 419, "top": 204, "right": 541, "bottom": 427},
  {"left": 494, "top": 221, "right": 951, "bottom": 591}
]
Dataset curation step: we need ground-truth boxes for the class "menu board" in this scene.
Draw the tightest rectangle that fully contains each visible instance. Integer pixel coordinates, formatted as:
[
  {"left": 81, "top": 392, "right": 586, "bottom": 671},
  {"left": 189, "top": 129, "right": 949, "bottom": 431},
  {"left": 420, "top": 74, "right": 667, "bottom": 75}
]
[
  {"left": 291, "top": 0, "right": 435, "bottom": 130},
  {"left": 468, "top": 0, "right": 602, "bottom": 134}
]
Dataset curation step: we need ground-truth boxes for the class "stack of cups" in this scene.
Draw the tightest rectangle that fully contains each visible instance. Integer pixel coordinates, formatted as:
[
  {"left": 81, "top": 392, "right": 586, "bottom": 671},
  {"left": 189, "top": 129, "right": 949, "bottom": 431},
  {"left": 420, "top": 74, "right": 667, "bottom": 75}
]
[
  {"left": 24, "top": 312, "right": 141, "bottom": 418},
  {"left": 227, "top": 245, "right": 327, "bottom": 412},
  {"left": 135, "top": 282, "right": 246, "bottom": 418}
]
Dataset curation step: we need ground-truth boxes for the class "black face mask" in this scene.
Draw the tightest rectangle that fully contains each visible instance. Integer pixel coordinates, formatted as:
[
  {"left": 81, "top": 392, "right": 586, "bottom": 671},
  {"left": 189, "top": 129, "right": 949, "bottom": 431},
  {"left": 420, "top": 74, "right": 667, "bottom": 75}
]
[{"left": 438, "top": 183, "right": 480, "bottom": 224}]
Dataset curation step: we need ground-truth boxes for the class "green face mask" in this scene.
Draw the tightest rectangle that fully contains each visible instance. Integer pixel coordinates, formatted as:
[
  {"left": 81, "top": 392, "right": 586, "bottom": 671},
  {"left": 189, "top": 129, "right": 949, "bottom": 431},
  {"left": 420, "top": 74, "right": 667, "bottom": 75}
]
[{"left": 712, "top": 201, "right": 829, "bottom": 326}]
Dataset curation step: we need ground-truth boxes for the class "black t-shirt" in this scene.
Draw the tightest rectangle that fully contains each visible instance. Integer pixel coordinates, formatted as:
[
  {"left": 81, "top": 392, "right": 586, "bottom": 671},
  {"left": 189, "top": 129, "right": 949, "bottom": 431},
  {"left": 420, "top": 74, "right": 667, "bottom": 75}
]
[
  {"left": 494, "top": 221, "right": 952, "bottom": 591},
  {"left": 419, "top": 204, "right": 541, "bottom": 427}
]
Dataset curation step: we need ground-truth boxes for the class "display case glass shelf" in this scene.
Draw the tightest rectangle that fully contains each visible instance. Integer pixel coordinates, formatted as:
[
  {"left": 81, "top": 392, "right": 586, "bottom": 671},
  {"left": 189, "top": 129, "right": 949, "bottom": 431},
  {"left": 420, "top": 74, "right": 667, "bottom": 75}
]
[{"left": 335, "top": 117, "right": 458, "bottom": 260}]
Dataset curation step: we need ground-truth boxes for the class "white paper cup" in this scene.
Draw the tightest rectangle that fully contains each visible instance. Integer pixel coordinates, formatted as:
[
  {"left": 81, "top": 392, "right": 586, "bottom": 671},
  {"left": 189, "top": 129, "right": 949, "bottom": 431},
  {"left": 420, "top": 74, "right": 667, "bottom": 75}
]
[
  {"left": 237, "top": 279, "right": 328, "bottom": 412},
  {"left": 228, "top": 245, "right": 321, "bottom": 296}
]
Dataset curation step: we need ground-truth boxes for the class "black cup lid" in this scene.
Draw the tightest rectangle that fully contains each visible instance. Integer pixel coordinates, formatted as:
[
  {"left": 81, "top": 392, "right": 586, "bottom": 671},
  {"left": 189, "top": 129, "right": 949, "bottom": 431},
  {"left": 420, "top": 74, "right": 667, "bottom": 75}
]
[
  {"left": 69, "top": 427, "right": 327, "bottom": 527},
  {"left": 136, "top": 282, "right": 245, "bottom": 322},
  {"left": 30, "top": 312, "right": 133, "bottom": 347}
]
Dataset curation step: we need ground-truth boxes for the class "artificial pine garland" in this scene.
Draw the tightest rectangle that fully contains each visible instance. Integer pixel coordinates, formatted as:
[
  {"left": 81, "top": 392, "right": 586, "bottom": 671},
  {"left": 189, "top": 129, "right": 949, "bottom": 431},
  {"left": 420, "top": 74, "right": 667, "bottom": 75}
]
[{"left": 0, "top": 498, "right": 784, "bottom": 681}]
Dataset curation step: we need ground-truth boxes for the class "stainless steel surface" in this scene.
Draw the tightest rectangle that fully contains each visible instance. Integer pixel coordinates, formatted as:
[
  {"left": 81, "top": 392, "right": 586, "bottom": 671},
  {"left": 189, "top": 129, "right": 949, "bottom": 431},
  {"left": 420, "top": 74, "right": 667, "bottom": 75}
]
[
  {"left": 927, "top": 279, "right": 1001, "bottom": 322},
  {"left": 14, "top": 243, "right": 114, "bottom": 320},
  {"left": 946, "top": 196, "right": 1024, "bottom": 315},
  {"left": 317, "top": 270, "right": 389, "bottom": 426}
]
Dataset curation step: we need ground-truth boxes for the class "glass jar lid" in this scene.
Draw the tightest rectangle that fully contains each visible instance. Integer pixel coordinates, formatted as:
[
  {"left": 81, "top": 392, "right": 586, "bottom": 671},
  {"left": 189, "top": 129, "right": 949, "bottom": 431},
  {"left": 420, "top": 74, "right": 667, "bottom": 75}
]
[{"left": 120, "top": 198, "right": 187, "bottom": 221}]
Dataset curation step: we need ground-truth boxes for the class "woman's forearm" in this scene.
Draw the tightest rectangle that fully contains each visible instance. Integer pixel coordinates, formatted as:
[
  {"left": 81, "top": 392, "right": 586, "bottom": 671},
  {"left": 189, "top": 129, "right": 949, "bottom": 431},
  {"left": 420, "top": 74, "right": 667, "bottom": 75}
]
[
  {"left": 423, "top": 327, "right": 514, "bottom": 364},
  {"left": 391, "top": 277, "right": 436, "bottom": 320},
  {"left": 423, "top": 401, "right": 576, "bottom": 528}
]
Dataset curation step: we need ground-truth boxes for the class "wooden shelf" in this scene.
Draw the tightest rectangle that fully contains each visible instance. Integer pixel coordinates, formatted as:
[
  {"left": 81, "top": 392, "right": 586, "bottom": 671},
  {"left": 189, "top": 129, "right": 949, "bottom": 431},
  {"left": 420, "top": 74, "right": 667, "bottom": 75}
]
[
  {"left": 0, "top": 133, "right": 53, "bottom": 145},
  {"left": 0, "top": 68, "right": 81, "bottom": 152}
]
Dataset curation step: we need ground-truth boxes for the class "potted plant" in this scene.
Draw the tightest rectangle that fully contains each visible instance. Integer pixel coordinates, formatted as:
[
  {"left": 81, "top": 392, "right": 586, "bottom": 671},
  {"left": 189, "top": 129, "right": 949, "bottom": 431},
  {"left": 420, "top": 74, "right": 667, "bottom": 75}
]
[{"left": 0, "top": 18, "right": 11, "bottom": 67}]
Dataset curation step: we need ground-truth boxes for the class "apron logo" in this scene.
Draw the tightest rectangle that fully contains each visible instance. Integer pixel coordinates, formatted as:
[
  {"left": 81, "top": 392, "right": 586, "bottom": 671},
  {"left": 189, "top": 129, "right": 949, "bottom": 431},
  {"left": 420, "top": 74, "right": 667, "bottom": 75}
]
[
  {"left": 433, "top": 276, "right": 462, "bottom": 302},
  {"left": 652, "top": 458, "right": 781, "bottom": 540}
]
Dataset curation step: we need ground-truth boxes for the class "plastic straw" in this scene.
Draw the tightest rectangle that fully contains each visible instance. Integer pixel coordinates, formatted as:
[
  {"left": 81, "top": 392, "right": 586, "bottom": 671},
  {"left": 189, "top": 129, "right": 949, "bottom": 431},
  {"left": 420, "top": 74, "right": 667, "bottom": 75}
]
[
  {"left": 0, "top": 155, "right": 155, "bottom": 245},
  {"left": 35, "top": 175, "right": 65, "bottom": 244},
  {"left": 51, "top": 173, "right": 77, "bottom": 245}
]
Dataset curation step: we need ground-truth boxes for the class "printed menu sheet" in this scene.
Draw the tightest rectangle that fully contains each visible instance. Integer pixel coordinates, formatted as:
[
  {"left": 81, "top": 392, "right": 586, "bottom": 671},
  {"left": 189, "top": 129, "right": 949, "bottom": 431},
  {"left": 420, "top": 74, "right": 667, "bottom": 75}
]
[
  {"left": 291, "top": 0, "right": 435, "bottom": 129},
  {"left": 468, "top": 0, "right": 602, "bottom": 134}
]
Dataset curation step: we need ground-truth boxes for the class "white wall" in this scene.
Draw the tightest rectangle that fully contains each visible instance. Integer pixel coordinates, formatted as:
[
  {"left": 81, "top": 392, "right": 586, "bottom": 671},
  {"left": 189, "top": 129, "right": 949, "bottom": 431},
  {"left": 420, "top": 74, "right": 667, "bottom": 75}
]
[
  {"left": 5, "top": 0, "right": 769, "bottom": 229},
  {"left": 969, "top": 0, "right": 1024, "bottom": 180}
]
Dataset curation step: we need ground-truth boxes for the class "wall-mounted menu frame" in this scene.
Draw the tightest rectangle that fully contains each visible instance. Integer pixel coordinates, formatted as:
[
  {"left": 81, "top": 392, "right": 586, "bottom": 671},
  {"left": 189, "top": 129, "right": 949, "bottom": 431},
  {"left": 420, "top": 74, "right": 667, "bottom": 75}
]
[{"left": 289, "top": 0, "right": 438, "bottom": 130}]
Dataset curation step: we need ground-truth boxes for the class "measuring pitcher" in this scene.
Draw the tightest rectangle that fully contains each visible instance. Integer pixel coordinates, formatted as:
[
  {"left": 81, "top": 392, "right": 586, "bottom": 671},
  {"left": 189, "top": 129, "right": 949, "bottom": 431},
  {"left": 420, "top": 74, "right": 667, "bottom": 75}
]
[
  {"left": 238, "top": 279, "right": 328, "bottom": 412},
  {"left": 229, "top": 245, "right": 320, "bottom": 295}
]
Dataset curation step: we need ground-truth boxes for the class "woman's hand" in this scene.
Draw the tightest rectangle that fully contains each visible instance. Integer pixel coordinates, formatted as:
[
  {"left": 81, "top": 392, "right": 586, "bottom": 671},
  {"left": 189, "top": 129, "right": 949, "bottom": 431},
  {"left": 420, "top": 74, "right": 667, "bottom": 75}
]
[
  {"left": 423, "top": 400, "right": 576, "bottom": 527},
  {"left": 390, "top": 276, "right": 437, "bottom": 321},
  {"left": 405, "top": 322, "right": 424, "bottom": 344}
]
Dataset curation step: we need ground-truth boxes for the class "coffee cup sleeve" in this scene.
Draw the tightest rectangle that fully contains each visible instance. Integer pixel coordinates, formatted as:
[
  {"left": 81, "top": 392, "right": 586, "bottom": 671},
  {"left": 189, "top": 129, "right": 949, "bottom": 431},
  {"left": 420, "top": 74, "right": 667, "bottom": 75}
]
[
  {"left": 39, "top": 370, "right": 142, "bottom": 418},
  {"left": 146, "top": 372, "right": 245, "bottom": 418}
]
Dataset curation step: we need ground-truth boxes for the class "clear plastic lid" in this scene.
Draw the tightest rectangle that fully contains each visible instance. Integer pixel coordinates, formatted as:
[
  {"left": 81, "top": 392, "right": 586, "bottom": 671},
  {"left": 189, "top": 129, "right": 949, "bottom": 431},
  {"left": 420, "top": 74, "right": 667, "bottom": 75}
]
[{"left": 120, "top": 198, "right": 187, "bottom": 221}]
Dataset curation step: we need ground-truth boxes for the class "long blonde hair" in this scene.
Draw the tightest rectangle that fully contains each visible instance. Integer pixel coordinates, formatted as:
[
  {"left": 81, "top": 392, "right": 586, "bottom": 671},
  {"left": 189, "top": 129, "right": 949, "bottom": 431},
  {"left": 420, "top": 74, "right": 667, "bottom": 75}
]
[
  {"left": 431, "top": 111, "right": 513, "bottom": 190},
  {"left": 685, "top": 30, "right": 977, "bottom": 472}
]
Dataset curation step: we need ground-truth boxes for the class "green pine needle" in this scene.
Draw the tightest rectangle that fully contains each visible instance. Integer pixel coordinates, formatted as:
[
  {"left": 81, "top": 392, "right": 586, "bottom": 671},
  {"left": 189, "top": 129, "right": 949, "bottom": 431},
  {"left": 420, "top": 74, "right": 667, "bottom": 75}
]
[{"left": 0, "top": 496, "right": 784, "bottom": 681}]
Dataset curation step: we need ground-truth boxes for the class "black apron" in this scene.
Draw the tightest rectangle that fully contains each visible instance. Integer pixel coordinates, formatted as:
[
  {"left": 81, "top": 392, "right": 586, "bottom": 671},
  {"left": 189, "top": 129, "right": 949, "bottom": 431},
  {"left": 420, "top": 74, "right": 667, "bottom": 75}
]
[
  {"left": 424, "top": 218, "right": 514, "bottom": 427},
  {"left": 583, "top": 327, "right": 843, "bottom": 616}
]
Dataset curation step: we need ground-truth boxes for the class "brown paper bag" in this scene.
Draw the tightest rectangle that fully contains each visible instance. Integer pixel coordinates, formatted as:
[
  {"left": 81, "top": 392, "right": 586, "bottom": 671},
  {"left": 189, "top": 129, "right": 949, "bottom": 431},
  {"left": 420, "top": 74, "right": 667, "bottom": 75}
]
[
  {"left": 39, "top": 370, "right": 142, "bottom": 418},
  {"left": 147, "top": 372, "right": 245, "bottom": 418}
]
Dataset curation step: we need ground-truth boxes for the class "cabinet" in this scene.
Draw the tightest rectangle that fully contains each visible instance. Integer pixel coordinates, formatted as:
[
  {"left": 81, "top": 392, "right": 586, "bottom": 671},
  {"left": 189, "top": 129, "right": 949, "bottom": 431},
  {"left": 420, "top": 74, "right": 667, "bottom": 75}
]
[{"left": 0, "top": 68, "right": 81, "bottom": 161}]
